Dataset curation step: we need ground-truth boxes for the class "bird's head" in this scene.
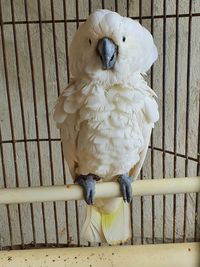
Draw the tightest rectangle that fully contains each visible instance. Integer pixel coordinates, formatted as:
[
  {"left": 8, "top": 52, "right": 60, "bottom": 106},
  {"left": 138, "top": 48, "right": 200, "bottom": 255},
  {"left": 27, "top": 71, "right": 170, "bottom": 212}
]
[{"left": 69, "top": 9, "right": 158, "bottom": 84}]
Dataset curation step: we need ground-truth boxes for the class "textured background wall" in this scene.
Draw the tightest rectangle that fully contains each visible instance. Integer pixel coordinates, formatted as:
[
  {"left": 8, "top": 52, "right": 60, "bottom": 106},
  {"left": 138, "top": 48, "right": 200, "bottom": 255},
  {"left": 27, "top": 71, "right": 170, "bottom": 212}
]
[{"left": 0, "top": 0, "right": 199, "bottom": 249}]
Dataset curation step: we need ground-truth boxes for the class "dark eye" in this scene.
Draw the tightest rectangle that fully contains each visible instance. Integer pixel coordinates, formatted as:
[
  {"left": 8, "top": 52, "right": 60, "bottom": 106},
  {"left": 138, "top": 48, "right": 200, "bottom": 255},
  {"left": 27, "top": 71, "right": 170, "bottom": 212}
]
[
  {"left": 122, "top": 36, "right": 126, "bottom": 42},
  {"left": 89, "top": 39, "right": 92, "bottom": 45}
]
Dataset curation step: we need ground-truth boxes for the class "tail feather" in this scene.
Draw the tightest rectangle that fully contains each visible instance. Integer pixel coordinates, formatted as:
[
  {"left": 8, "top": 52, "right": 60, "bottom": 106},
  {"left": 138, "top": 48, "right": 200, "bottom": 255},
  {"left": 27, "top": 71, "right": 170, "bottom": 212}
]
[
  {"left": 81, "top": 205, "right": 105, "bottom": 243},
  {"left": 81, "top": 198, "right": 131, "bottom": 244}
]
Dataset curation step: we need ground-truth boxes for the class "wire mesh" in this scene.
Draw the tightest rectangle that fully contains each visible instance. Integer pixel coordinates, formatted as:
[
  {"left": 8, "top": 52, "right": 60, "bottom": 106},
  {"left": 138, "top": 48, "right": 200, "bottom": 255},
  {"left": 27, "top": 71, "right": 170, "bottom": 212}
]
[{"left": 0, "top": 0, "right": 199, "bottom": 250}]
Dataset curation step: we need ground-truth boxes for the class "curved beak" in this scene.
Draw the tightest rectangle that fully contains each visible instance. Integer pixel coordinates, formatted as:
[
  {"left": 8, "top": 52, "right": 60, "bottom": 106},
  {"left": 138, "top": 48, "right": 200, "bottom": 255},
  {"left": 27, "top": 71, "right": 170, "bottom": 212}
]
[{"left": 97, "top": 37, "right": 117, "bottom": 70}]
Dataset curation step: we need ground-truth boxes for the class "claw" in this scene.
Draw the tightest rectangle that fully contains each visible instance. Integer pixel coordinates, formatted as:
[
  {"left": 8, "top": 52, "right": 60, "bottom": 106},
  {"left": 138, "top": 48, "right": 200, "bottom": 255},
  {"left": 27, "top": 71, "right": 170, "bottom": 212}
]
[
  {"left": 75, "top": 174, "right": 99, "bottom": 205},
  {"left": 117, "top": 174, "right": 133, "bottom": 203}
]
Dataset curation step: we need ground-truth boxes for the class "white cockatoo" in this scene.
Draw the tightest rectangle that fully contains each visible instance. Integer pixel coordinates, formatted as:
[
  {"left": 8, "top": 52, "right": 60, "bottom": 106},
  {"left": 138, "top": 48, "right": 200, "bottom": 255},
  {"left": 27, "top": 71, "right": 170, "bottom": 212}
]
[{"left": 54, "top": 9, "right": 159, "bottom": 245}]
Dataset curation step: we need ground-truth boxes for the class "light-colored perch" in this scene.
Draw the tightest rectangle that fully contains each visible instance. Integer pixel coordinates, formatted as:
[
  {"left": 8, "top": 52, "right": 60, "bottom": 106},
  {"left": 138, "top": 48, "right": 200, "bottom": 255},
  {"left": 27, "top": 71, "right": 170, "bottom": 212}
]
[
  {"left": 0, "top": 177, "right": 199, "bottom": 204},
  {"left": 0, "top": 242, "right": 199, "bottom": 267}
]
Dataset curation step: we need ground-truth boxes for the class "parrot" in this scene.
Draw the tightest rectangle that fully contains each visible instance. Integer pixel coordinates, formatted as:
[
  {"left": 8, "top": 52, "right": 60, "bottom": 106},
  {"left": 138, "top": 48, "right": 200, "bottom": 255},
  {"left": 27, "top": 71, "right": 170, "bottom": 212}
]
[{"left": 53, "top": 9, "right": 159, "bottom": 245}]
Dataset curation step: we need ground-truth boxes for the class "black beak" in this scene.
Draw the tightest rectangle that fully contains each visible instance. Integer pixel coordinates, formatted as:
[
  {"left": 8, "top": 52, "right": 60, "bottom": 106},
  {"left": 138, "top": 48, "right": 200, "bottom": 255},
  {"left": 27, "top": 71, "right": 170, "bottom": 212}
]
[{"left": 97, "top": 37, "right": 117, "bottom": 70}]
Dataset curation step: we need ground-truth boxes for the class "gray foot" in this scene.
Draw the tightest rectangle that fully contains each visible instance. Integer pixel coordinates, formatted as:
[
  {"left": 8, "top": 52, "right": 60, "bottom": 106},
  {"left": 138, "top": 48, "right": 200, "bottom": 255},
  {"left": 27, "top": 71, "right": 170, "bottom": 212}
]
[
  {"left": 75, "top": 174, "right": 100, "bottom": 205},
  {"left": 117, "top": 174, "right": 133, "bottom": 203}
]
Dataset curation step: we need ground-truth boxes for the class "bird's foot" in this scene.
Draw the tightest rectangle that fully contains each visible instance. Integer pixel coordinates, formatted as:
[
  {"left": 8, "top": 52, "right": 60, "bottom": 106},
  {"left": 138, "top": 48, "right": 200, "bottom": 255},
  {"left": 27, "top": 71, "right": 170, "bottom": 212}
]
[
  {"left": 117, "top": 173, "right": 133, "bottom": 203},
  {"left": 75, "top": 174, "right": 100, "bottom": 205}
]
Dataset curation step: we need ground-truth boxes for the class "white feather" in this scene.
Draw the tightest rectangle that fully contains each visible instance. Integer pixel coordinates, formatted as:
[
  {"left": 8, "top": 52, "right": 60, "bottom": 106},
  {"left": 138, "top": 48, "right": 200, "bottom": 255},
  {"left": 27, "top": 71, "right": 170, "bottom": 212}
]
[{"left": 144, "top": 97, "right": 159, "bottom": 123}]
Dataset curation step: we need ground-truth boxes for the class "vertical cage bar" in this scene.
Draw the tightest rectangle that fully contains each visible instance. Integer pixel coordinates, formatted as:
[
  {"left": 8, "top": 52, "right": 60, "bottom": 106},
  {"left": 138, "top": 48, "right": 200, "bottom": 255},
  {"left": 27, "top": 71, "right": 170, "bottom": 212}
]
[
  {"left": 139, "top": 0, "right": 142, "bottom": 24},
  {"left": 63, "top": 0, "right": 70, "bottom": 82},
  {"left": 102, "top": 0, "right": 105, "bottom": 9},
  {"left": 50, "top": 0, "right": 69, "bottom": 246},
  {"left": 139, "top": 0, "right": 144, "bottom": 245},
  {"left": 162, "top": 0, "right": 167, "bottom": 244},
  {"left": 88, "top": 0, "right": 91, "bottom": 15},
  {"left": 194, "top": 88, "right": 200, "bottom": 241},
  {"left": 87, "top": 0, "right": 92, "bottom": 247},
  {"left": 50, "top": 0, "right": 60, "bottom": 95},
  {"left": 10, "top": 0, "right": 36, "bottom": 246},
  {"left": 0, "top": 127, "right": 12, "bottom": 248},
  {"left": 75, "top": 0, "right": 80, "bottom": 246},
  {"left": 114, "top": 0, "right": 118, "bottom": 12},
  {"left": 126, "top": 0, "right": 133, "bottom": 245},
  {"left": 126, "top": 0, "right": 129, "bottom": 17},
  {"left": 23, "top": 0, "right": 48, "bottom": 246},
  {"left": 183, "top": 0, "right": 193, "bottom": 242},
  {"left": 75, "top": 0, "right": 79, "bottom": 28},
  {"left": 150, "top": 0, "right": 155, "bottom": 244},
  {"left": 62, "top": 0, "right": 70, "bottom": 245},
  {"left": 37, "top": 0, "right": 59, "bottom": 246},
  {"left": 0, "top": 0, "right": 24, "bottom": 248},
  {"left": 173, "top": 0, "right": 179, "bottom": 243}
]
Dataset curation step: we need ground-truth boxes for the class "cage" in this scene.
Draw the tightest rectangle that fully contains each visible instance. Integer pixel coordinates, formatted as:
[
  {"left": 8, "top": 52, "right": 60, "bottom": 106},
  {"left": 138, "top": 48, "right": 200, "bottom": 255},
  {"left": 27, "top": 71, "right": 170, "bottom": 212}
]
[{"left": 0, "top": 0, "right": 199, "bottom": 266}]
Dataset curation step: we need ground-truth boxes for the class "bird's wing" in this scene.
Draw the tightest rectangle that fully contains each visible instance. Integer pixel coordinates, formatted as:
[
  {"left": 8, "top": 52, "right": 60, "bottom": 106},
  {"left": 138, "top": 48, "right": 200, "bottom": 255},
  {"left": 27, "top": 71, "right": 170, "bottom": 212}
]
[
  {"left": 129, "top": 96, "right": 159, "bottom": 180},
  {"left": 53, "top": 80, "right": 87, "bottom": 179}
]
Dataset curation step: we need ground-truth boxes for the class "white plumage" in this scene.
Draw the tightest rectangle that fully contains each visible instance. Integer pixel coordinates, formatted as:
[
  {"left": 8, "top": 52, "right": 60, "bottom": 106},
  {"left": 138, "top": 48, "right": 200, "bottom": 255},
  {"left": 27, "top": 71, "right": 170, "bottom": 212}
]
[{"left": 54, "top": 9, "right": 159, "bottom": 244}]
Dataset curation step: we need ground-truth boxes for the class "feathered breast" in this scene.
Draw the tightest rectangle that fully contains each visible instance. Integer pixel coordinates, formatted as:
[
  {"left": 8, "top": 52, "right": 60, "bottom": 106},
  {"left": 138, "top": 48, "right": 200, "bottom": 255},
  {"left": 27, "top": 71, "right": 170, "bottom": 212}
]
[{"left": 54, "top": 75, "right": 158, "bottom": 179}]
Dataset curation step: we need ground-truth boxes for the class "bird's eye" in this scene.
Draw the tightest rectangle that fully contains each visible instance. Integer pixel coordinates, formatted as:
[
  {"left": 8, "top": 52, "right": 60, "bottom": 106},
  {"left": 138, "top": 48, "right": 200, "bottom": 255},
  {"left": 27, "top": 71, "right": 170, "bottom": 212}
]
[
  {"left": 122, "top": 36, "right": 126, "bottom": 42},
  {"left": 89, "top": 39, "right": 92, "bottom": 45}
]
